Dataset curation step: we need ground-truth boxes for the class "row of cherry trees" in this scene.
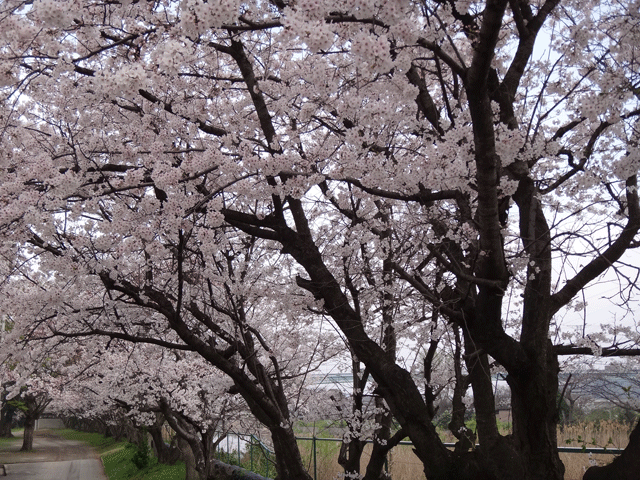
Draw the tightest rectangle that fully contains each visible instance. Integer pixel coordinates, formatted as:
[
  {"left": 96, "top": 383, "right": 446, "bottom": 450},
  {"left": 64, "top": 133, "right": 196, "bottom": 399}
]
[
  {"left": 1, "top": 1, "right": 640, "bottom": 479},
  {"left": 0, "top": 233, "right": 342, "bottom": 478}
]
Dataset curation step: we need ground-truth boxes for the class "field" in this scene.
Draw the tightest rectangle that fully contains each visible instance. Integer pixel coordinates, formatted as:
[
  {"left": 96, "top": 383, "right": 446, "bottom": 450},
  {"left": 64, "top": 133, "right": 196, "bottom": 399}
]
[
  {"left": 559, "top": 421, "right": 633, "bottom": 480},
  {"left": 295, "top": 421, "right": 634, "bottom": 480},
  {"left": 296, "top": 438, "right": 423, "bottom": 480}
]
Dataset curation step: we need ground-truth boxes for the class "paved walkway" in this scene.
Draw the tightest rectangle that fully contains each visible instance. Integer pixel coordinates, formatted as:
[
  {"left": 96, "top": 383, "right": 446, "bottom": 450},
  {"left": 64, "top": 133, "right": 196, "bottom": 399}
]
[{"left": 0, "top": 430, "right": 107, "bottom": 480}]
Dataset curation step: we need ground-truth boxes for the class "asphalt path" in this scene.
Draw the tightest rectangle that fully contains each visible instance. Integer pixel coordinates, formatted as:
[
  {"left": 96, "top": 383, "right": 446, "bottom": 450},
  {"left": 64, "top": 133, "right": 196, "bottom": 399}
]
[{"left": 0, "top": 430, "right": 108, "bottom": 480}]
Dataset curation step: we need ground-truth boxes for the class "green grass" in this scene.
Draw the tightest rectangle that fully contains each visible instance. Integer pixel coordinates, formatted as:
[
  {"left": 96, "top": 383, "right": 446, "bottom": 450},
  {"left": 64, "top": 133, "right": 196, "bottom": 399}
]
[
  {"left": 0, "top": 429, "right": 23, "bottom": 447},
  {"left": 102, "top": 443, "right": 185, "bottom": 480},
  {"left": 0, "top": 436, "right": 17, "bottom": 447},
  {"left": 128, "top": 460, "right": 185, "bottom": 480}
]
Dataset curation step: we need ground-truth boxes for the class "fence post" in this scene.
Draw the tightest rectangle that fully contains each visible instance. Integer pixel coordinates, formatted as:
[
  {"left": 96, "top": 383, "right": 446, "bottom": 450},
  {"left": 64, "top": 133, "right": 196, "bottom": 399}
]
[
  {"left": 266, "top": 449, "right": 270, "bottom": 479},
  {"left": 313, "top": 436, "right": 317, "bottom": 480}
]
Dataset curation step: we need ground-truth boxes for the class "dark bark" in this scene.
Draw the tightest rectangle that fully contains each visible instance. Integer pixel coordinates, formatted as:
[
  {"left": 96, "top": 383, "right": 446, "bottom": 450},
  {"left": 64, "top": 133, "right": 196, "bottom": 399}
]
[
  {"left": 149, "top": 414, "right": 180, "bottom": 465},
  {"left": 480, "top": 161, "right": 564, "bottom": 480},
  {"left": 19, "top": 393, "right": 51, "bottom": 452},
  {"left": 209, "top": 458, "right": 273, "bottom": 480},
  {"left": 338, "top": 438, "right": 365, "bottom": 477},
  {"left": 362, "top": 396, "right": 392, "bottom": 480},
  {"left": 159, "top": 399, "right": 217, "bottom": 479},
  {"left": 507, "top": 348, "right": 564, "bottom": 480},
  {"left": 337, "top": 359, "right": 366, "bottom": 477},
  {"left": 0, "top": 401, "right": 15, "bottom": 438},
  {"left": 583, "top": 418, "right": 640, "bottom": 480},
  {"left": 177, "top": 436, "right": 202, "bottom": 480},
  {"left": 270, "top": 425, "right": 312, "bottom": 480},
  {"left": 21, "top": 415, "right": 35, "bottom": 451},
  {"left": 449, "top": 328, "right": 475, "bottom": 452}
]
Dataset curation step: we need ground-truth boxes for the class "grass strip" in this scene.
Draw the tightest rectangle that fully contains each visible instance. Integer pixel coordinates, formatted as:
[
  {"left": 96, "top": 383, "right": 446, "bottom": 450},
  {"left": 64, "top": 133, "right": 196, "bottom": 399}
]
[
  {"left": 0, "top": 429, "right": 23, "bottom": 449},
  {"left": 54, "top": 428, "right": 125, "bottom": 455},
  {"left": 102, "top": 443, "right": 186, "bottom": 480},
  {"left": 0, "top": 436, "right": 17, "bottom": 447}
]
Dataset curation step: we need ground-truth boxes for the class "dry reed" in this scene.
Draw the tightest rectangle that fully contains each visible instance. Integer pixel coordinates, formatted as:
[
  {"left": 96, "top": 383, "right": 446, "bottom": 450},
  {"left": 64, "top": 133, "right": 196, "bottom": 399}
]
[
  {"left": 296, "top": 421, "right": 633, "bottom": 480},
  {"left": 558, "top": 421, "right": 633, "bottom": 480}
]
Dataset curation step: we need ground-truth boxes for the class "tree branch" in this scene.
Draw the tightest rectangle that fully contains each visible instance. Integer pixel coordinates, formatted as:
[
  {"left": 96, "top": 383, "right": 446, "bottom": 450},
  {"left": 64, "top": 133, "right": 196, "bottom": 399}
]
[{"left": 550, "top": 175, "right": 640, "bottom": 314}]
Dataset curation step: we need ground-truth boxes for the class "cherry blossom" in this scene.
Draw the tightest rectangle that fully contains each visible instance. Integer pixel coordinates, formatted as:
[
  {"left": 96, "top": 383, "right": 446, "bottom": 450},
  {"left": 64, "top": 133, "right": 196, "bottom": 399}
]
[{"left": 1, "top": 1, "right": 640, "bottom": 479}]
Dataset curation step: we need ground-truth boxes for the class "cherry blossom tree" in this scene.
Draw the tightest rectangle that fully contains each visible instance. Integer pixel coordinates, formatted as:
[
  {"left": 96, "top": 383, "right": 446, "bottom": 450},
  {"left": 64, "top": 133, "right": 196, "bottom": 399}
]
[
  {"left": 0, "top": 336, "right": 61, "bottom": 451},
  {"left": 0, "top": 204, "right": 336, "bottom": 478},
  {"left": 61, "top": 340, "right": 256, "bottom": 480},
  {"left": 1, "top": 1, "right": 640, "bottom": 480}
]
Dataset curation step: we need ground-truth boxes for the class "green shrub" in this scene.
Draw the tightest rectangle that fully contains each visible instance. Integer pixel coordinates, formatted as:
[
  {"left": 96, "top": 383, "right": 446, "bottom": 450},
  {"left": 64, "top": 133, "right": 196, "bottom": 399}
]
[{"left": 132, "top": 431, "right": 151, "bottom": 470}]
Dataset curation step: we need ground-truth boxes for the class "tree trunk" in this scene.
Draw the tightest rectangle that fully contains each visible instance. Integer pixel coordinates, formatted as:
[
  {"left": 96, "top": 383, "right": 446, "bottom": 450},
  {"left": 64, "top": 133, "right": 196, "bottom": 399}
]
[
  {"left": 0, "top": 402, "right": 14, "bottom": 438},
  {"left": 149, "top": 415, "right": 179, "bottom": 465},
  {"left": 338, "top": 439, "right": 365, "bottom": 477},
  {"left": 270, "top": 424, "right": 312, "bottom": 480},
  {"left": 209, "top": 458, "right": 273, "bottom": 480},
  {"left": 507, "top": 347, "right": 564, "bottom": 480},
  {"left": 363, "top": 396, "right": 393, "bottom": 480},
  {"left": 21, "top": 415, "right": 36, "bottom": 451},
  {"left": 337, "top": 359, "right": 367, "bottom": 478},
  {"left": 495, "top": 167, "right": 564, "bottom": 480},
  {"left": 178, "top": 436, "right": 203, "bottom": 480}
]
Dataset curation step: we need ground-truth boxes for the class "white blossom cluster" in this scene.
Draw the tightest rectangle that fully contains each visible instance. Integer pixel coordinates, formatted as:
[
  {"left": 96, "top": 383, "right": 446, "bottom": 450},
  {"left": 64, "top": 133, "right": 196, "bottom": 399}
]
[
  {"left": 179, "top": 0, "right": 242, "bottom": 33},
  {"left": 282, "top": 8, "right": 335, "bottom": 52},
  {"left": 389, "top": 16, "right": 420, "bottom": 45},
  {"left": 98, "top": 64, "right": 150, "bottom": 99},
  {"left": 0, "top": 0, "right": 639, "bottom": 476},
  {"left": 351, "top": 32, "right": 394, "bottom": 73},
  {"left": 32, "top": 0, "right": 79, "bottom": 28},
  {"left": 454, "top": 0, "right": 473, "bottom": 15},
  {"left": 152, "top": 39, "right": 193, "bottom": 75}
]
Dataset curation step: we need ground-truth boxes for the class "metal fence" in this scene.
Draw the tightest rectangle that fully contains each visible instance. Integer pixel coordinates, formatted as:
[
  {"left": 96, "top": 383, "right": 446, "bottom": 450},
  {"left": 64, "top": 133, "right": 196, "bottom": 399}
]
[
  {"left": 214, "top": 433, "right": 625, "bottom": 480},
  {"left": 213, "top": 432, "right": 274, "bottom": 478}
]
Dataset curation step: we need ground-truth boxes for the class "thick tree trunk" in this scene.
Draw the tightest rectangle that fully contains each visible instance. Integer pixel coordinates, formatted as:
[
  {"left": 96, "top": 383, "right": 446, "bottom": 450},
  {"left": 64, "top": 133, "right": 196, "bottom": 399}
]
[
  {"left": 21, "top": 415, "right": 36, "bottom": 451},
  {"left": 337, "top": 359, "right": 367, "bottom": 478},
  {"left": 270, "top": 424, "right": 312, "bottom": 480},
  {"left": 17, "top": 393, "right": 50, "bottom": 452},
  {"left": 363, "top": 443, "right": 388, "bottom": 480},
  {"left": 495, "top": 163, "right": 564, "bottom": 480},
  {"left": 507, "top": 348, "right": 564, "bottom": 480}
]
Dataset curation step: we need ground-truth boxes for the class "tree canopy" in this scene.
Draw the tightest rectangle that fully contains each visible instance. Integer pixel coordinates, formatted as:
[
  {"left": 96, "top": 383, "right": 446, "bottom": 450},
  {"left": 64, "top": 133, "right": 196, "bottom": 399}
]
[{"left": 1, "top": 1, "right": 640, "bottom": 479}]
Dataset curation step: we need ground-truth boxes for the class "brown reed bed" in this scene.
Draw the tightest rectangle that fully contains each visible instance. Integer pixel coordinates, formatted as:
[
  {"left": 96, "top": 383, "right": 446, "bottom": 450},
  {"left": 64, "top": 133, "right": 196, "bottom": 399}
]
[{"left": 296, "top": 421, "right": 634, "bottom": 480}]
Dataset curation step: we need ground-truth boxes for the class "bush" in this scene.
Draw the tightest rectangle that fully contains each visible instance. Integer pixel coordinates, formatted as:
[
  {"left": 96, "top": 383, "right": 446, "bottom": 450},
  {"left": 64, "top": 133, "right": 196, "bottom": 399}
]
[{"left": 132, "top": 431, "right": 151, "bottom": 470}]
